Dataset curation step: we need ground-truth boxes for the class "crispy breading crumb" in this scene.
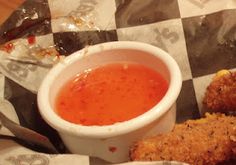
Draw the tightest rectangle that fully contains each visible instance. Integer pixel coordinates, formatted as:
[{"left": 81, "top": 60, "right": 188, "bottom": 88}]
[
  {"left": 130, "top": 113, "right": 236, "bottom": 165},
  {"left": 203, "top": 71, "right": 236, "bottom": 112},
  {"left": 213, "top": 69, "right": 230, "bottom": 80}
]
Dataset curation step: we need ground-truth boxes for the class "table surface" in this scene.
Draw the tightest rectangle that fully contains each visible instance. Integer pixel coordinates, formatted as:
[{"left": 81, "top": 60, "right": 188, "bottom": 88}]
[{"left": 0, "top": 0, "right": 25, "bottom": 25}]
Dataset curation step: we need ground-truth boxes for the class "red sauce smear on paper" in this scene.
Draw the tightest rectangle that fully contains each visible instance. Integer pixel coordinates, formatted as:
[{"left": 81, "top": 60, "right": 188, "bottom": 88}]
[
  {"left": 27, "top": 35, "right": 36, "bottom": 45},
  {"left": 55, "top": 63, "right": 168, "bottom": 126},
  {"left": 3, "top": 43, "right": 14, "bottom": 53}
]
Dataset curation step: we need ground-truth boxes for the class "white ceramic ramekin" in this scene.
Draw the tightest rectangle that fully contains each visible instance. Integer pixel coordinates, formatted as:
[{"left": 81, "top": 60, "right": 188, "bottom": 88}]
[{"left": 37, "top": 41, "right": 182, "bottom": 163}]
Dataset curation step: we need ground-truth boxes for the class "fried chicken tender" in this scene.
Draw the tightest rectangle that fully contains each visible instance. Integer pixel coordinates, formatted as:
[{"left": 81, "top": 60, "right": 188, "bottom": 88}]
[
  {"left": 203, "top": 70, "right": 236, "bottom": 112},
  {"left": 231, "top": 134, "right": 236, "bottom": 156},
  {"left": 130, "top": 113, "right": 236, "bottom": 165}
]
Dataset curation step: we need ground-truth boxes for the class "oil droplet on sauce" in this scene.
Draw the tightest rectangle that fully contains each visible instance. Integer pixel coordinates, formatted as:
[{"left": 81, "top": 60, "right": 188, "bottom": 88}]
[{"left": 55, "top": 63, "right": 168, "bottom": 126}]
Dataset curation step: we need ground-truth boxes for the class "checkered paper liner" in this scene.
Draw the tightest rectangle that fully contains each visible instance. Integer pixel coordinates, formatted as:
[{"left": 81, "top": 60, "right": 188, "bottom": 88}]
[{"left": 0, "top": 0, "right": 236, "bottom": 164}]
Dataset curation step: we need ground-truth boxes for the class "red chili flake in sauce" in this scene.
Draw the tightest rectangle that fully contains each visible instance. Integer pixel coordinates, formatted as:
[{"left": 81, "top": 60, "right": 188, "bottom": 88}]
[
  {"left": 108, "top": 146, "right": 117, "bottom": 153},
  {"left": 27, "top": 35, "right": 36, "bottom": 45}
]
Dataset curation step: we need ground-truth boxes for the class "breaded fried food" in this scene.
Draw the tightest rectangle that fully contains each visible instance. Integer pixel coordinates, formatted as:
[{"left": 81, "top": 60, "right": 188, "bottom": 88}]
[
  {"left": 130, "top": 113, "right": 236, "bottom": 165},
  {"left": 203, "top": 70, "right": 236, "bottom": 112},
  {"left": 231, "top": 134, "right": 236, "bottom": 155}
]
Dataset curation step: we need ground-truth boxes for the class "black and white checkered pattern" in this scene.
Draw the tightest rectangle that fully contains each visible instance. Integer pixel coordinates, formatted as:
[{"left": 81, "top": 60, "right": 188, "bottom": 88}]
[{"left": 1, "top": 0, "right": 236, "bottom": 163}]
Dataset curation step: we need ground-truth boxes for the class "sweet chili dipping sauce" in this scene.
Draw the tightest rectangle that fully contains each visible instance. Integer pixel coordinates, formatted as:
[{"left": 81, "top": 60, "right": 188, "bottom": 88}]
[{"left": 55, "top": 63, "right": 168, "bottom": 126}]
